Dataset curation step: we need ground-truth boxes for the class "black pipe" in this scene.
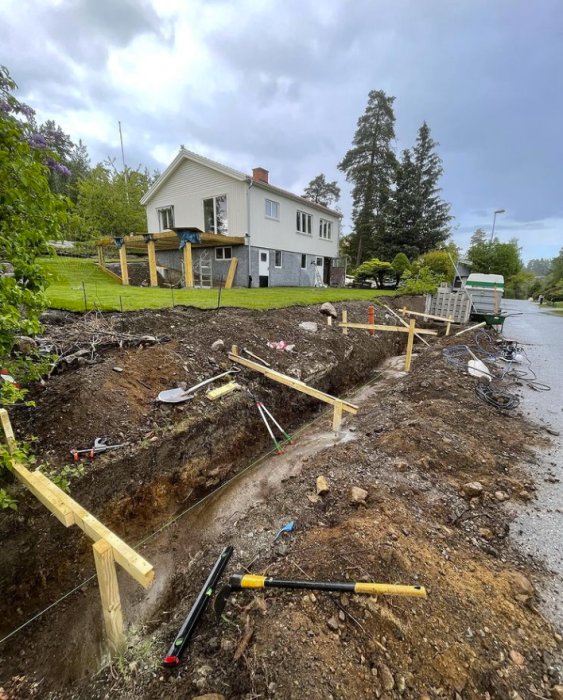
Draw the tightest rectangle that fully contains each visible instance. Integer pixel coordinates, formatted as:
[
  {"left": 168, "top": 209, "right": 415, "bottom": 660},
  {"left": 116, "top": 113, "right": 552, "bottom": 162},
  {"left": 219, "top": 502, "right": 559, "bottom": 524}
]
[{"left": 162, "top": 545, "right": 233, "bottom": 667}]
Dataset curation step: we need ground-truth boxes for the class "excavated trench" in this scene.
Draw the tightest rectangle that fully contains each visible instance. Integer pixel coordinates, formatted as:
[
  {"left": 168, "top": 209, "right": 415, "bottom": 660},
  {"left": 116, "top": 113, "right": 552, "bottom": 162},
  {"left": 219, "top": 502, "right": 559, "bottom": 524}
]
[{"left": 0, "top": 301, "right": 421, "bottom": 690}]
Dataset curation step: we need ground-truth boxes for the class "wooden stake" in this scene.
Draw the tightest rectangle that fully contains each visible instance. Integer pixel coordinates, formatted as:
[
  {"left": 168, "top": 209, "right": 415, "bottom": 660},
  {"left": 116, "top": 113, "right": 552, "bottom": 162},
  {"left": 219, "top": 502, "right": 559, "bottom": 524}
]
[
  {"left": 147, "top": 239, "right": 158, "bottom": 287},
  {"left": 342, "top": 309, "right": 348, "bottom": 335},
  {"left": 327, "top": 316, "right": 332, "bottom": 326},
  {"left": 332, "top": 401, "right": 343, "bottom": 433},
  {"left": 404, "top": 319, "right": 416, "bottom": 372},
  {"left": 93, "top": 539, "right": 126, "bottom": 656},
  {"left": 0, "top": 408, "right": 16, "bottom": 452},
  {"left": 118, "top": 245, "right": 129, "bottom": 286},
  {"left": 380, "top": 303, "right": 431, "bottom": 347},
  {"left": 183, "top": 243, "right": 194, "bottom": 288},
  {"left": 446, "top": 316, "right": 453, "bottom": 336}
]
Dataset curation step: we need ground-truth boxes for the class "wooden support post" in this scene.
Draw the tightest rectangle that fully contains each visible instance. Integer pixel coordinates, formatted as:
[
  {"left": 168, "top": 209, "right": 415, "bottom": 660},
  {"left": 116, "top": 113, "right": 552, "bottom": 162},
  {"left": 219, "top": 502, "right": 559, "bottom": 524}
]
[
  {"left": 93, "top": 539, "right": 125, "bottom": 656},
  {"left": 183, "top": 243, "right": 193, "bottom": 289},
  {"left": 342, "top": 309, "right": 348, "bottom": 335},
  {"left": 225, "top": 257, "right": 238, "bottom": 289},
  {"left": 368, "top": 305, "right": 375, "bottom": 336},
  {"left": 147, "top": 239, "right": 158, "bottom": 288},
  {"left": 332, "top": 401, "right": 343, "bottom": 433},
  {"left": 446, "top": 316, "right": 453, "bottom": 336},
  {"left": 0, "top": 408, "right": 16, "bottom": 452},
  {"left": 404, "top": 319, "right": 416, "bottom": 372},
  {"left": 327, "top": 316, "right": 332, "bottom": 327},
  {"left": 231, "top": 344, "right": 239, "bottom": 356},
  {"left": 118, "top": 245, "right": 129, "bottom": 286}
]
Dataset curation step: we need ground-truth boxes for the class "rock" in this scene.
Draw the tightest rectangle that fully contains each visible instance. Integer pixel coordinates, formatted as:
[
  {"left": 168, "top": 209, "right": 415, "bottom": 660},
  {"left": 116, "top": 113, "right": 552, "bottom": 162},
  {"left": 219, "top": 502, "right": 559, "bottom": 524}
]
[
  {"left": 307, "top": 494, "right": 320, "bottom": 504},
  {"left": 463, "top": 481, "right": 484, "bottom": 498},
  {"left": 397, "top": 675, "right": 406, "bottom": 693},
  {"left": 479, "top": 528, "right": 494, "bottom": 541},
  {"left": 551, "top": 686, "right": 563, "bottom": 700},
  {"left": 379, "top": 663, "right": 394, "bottom": 691},
  {"left": 113, "top": 366, "right": 124, "bottom": 373},
  {"left": 327, "top": 616, "right": 339, "bottom": 632},
  {"left": 508, "top": 572, "right": 535, "bottom": 598},
  {"left": 518, "top": 489, "right": 533, "bottom": 501},
  {"left": 211, "top": 339, "right": 224, "bottom": 351},
  {"left": 14, "top": 336, "right": 37, "bottom": 354},
  {"left": 509, "top": 649, "right": 526, "bottom": 666},
  {"left": 320, "top": 302, "right": 338, "bottom": 318},
  {"left": 495, "top": 491, "right": 510, "bottom": 502},
  {"left": 299, "top": 321, "right": 318, "bottom": 332},
  {"left": 545, "top": 427, "right": 560, "bottom": 437},
  {"left": 316, "top": 476, "right": 329, "bottom": 495},
  {"left": 192, "top": 695, "right": 226, "bottom": 700},
  {"left": 349, "top": 486, "right": 368, "bottom": 504}
]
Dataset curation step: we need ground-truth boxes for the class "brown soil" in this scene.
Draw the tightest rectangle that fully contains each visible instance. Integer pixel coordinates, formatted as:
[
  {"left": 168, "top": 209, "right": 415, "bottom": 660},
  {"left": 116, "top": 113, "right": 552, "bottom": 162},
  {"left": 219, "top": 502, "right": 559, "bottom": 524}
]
[{"left": 0, "top": 301, "right": 560, "bottom": 700}]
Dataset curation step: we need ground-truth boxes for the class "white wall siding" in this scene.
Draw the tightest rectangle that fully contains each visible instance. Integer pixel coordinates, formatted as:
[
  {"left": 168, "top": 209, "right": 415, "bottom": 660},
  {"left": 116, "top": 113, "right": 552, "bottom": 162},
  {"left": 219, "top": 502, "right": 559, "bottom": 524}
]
[
  {"left": 248, "top": 185, "right": 339, "bottom": 258},
  {"left": 146, "top": 158, "right": 247, "bottom": 236}
]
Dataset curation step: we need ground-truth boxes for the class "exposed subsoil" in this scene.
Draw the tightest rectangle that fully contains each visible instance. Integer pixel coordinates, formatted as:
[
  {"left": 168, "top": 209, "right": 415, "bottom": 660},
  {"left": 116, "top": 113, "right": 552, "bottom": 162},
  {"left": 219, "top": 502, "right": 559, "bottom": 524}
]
[{"left": 0, "top": 300, "right": 561, "bottom": 700}]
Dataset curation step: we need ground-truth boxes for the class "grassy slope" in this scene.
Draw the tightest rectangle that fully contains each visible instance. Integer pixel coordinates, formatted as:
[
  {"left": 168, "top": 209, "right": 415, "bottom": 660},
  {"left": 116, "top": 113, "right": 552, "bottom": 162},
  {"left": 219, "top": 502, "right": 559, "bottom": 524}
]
[{"left": 40, "top": 257, "right": 396, "bottom": 312}]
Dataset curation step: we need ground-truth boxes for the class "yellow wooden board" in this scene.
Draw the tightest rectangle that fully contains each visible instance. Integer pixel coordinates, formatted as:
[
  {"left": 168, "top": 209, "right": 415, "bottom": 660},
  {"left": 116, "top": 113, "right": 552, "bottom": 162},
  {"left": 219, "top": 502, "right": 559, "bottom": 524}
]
[{"left": 207, "top": 381, "right": 241, "bottom": 400}]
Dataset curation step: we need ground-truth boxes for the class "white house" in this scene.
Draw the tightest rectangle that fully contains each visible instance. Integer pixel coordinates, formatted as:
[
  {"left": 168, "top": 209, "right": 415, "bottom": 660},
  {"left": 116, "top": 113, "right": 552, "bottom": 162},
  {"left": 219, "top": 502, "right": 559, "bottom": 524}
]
[{"left": 139, "top": 148, "right": 343, "bottom": 288}]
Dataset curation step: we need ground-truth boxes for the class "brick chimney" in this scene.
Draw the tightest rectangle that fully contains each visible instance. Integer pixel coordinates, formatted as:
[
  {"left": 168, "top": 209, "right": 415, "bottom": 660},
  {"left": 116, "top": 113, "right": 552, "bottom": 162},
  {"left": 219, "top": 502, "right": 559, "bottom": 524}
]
[{"left": 252, "top": 167, "right": 269, "bottom": 184}]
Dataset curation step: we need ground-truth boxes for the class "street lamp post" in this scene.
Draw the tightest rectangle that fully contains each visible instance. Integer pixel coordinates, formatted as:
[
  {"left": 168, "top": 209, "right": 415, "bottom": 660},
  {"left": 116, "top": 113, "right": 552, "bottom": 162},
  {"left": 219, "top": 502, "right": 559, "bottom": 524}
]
[{"left": 490, "top": 209, "right": 506, "bottom": 242}]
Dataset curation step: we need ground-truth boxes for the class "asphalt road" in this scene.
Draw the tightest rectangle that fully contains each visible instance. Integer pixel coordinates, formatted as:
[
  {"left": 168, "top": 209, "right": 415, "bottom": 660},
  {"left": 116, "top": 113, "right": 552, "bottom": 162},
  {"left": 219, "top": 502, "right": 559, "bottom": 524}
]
[{"left": 503, "top": 300, "right": 563, "bottom": 628}]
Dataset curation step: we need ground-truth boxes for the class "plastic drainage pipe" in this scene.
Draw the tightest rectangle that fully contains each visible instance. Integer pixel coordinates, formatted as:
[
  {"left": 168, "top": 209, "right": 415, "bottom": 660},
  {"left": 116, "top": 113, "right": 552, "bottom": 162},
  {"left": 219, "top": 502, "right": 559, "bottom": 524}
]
[{"left": 162, "top": 545, "right": 233, "bottom": 667}]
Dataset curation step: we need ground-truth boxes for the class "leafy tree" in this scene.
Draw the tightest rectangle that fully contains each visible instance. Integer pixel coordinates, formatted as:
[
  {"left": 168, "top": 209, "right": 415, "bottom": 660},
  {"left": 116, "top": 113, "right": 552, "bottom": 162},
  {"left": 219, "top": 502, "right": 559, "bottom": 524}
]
[
  {"left": 303, "top": 174, "right": 340, "bottom": 208},
  {"left": 470, "top": 228, "right": 487, "bottom": 247},
  {"left": 467, "top": 239, "right": 523, "bottom": 279},
  {"left": 391, "top": 252, "right": 410, "bottom": 286},
  {"left": 384, "top": 122, "right": 451, "bottom": 259},
  {"left": 547, "top": 248, "right": 563, "bottom": 282},
  {"left": 400, "top": 266, "right": 444, "bottom": 295},
  {"left": 354, "top": 258, "right": 393, "bottom": 288},
  {"left": 525, "top": 258, "right": 552, "bottom": 277},
  {"left": 504, "top": 270, "right": 535, "bottom": 299},
  {"left": 338, "top": 90, "right": 397, "bottom": 265},
  {"left": 75, "top": 160, "right": 150, "bottom": 239},
  {"left": 417, "top": 250, "right": 455, "bottom": 280}
]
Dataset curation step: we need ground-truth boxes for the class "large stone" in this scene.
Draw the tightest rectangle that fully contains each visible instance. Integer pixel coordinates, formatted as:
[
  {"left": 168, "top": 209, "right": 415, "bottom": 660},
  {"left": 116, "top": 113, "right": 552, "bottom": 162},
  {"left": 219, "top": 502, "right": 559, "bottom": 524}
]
[
  {"left": 299, "top": 321, "right": 318, "bottom": 332},
  {"left": 462, "top": 481, "right": 484, "bottom": 498},
  {"left": 379, "top": 663, "right": 395, "bottom": 691},
  {"left": 320, "top": 302, "right": 338, "bottom": 318},
  {"left": 211, "top": 339, "right": 224, "bottom": 351},
  {"left": 349, "top": 486, "right": 368, "bottom": 504},
  {"left": 508, "top": 572, "right": 535, "bottom": 598},
  {"left": 509, "top": 649, "right": 526, "bottom": 667},
  {"left": 495, "top": 491, "right": 510, "bottom": 502},
  {"left": 316, "top": 476, "right": 329, "bottom": 495},
  {"left": 327, "top": 616, "right": 339, "bottom": 632},
  {"left": 551, "top": 686, "right": 563, "bottom": 700}
]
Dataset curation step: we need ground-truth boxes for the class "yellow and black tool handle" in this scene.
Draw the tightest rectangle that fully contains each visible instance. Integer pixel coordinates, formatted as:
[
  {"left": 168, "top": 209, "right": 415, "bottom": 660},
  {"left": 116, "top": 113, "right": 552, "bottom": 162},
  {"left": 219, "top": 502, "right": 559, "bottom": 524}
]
[{"left": 229, "top": 573, "right": 426, "bottom": 598}]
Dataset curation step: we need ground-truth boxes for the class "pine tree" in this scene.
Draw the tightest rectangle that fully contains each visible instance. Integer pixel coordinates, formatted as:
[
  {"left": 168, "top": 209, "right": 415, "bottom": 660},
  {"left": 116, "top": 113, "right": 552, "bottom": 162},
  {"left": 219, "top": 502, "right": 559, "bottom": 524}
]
[
  {"left": 385, "top": 122, "right": 451, "bottom": 259},
  {"left": 303, "top": 174, "right": 340, "bottom": 208},
  {"left": 470, "top": 228, "right": 487, "bottom": 247},
  {"left": 338, "top": 90, "right": 397, "bottom": 265}
]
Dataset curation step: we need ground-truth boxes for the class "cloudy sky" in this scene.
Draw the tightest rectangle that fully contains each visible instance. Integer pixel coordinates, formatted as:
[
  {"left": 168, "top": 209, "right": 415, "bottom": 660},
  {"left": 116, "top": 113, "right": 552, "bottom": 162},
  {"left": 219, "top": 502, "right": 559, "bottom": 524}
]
[{"left": 2, "top": 0, "right": 562, "bottom": 261}]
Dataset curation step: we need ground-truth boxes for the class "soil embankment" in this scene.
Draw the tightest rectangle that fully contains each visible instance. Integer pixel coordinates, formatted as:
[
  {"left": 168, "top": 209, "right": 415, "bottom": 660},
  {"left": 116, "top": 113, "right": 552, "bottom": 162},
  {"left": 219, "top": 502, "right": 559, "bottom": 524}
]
[{"left": 0, "top": 300, "right": 561, "bottom": 699}]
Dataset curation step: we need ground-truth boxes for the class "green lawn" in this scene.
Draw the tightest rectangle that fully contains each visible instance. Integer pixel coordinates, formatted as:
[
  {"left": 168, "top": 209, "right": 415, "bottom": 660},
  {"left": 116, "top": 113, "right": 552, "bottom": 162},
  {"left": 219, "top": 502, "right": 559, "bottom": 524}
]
[{"left": 40, "top": 257, "right": 396, "bottom": 312}]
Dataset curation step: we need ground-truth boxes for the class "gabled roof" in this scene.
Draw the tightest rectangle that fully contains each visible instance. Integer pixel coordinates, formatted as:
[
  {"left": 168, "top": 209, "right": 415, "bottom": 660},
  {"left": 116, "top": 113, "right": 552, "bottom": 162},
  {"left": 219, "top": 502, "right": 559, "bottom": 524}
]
[
  {"left": 140, "top": 148, "right": 342, "bottom": 217},
  {"left": 140, "top": 148, "right": 247, "bottom": 205}
]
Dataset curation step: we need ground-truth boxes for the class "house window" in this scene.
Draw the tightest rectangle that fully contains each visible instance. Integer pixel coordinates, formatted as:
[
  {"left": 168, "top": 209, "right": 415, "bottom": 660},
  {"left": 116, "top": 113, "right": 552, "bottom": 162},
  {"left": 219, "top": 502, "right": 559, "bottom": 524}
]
[
  {"left": 203, "top": 195, "right": 228, "bottom": 234},
  {"left": 158, "top": 206, "right": 174, "bottom": 231},
  {"left": 265, "top": 199, "right": 280, "bottom": 219},
  {"left": 319, "top": 219, "right": 332, "bottom": 240},
  {"left": 296, "top": 210, "right": 312, "bottom": 235},
  {"left": 215, "top": 247, "right": 232, "bottom": 260},
  {"left": 274, "top": 250, "right": 282, "bottom": 268},
  {"left": 301, "top": 254, "right": 307, "bottom": 269}
]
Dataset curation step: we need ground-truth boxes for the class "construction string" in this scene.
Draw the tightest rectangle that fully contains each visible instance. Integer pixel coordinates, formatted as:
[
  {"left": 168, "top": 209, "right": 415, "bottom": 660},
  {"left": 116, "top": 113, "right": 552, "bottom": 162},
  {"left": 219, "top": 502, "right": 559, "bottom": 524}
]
[
  {"left": 0, "top": 369, "right": 383, "bottom": 648},
  {"left": 442, "top": 329, "right": 550, "bottom": 410}
]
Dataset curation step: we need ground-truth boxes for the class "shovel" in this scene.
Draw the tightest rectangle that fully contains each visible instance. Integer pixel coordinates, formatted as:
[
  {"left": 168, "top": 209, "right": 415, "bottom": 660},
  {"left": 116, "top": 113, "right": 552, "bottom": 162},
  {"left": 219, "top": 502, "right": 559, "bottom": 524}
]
[{"left": 158, "top": 368, "right": 241, "bottom": 403}]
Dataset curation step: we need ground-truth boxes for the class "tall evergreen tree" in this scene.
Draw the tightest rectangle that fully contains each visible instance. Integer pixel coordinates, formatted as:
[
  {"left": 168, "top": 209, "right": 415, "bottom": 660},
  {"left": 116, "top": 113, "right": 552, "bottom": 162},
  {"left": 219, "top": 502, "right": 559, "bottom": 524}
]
[
  {"left": 303, "top": 174, "right": 340, "bottom": 208},
  {"left": 338, "top": 90, "right": 397, "bottom": 265},
  {"left": 470, "top": 227, "right": 487, "bottom": 247},
  {"left": 385, "top": 122, "right": 451, "bottom": 259}
]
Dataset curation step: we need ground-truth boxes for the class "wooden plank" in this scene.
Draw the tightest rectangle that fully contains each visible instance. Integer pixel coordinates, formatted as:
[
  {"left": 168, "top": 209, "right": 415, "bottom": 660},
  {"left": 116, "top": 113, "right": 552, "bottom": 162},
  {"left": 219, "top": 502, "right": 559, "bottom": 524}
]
[
  {"left": 453, "top": 321, "right": 487, "bottom": 337},
  {"left": 225, "top": 257, "right": 238, "bottom": 289},
  {"left": 11, "top": 464, "right": 74, "bottom": 526},
  {"left": 228, "top": 350, "right": 358, "bottom": 414},
  {"left": 327, "top": 316, "right": 332, "bottom": 327},
  {"left": 338, "top": 323, "right": 437, "bottom": 336},
  {"left": 400, "top": 307, "right": 459, "bottom": 324},
  {"left": 93, "top": 539, "right": 126, "bottom": 655},
  {"left": 342, "top": 310, "right": 348, "bottom": 335},
  {"left": 0, "top": 408, "right": 16, "bottom": 452},
  {"left": 381, "top": 304, "right": 431, "bottom": 347},
  {"left": 404, "top": 319, "right": 416, "bottom": 372},
  {"left": 147, "top": 239, "right": 158, "bottom": 287},
  {"left": 332, "top": 401, "right": 343, "bottom": 432},
  {"left": 118, "top": 245, "right": 129, "bottom": 286},
  {"left": 207, "top": 381, "right": 240, "bottom": 400},
  {"left": 183, "top": 243, "right": 193, "bottom": 288}
]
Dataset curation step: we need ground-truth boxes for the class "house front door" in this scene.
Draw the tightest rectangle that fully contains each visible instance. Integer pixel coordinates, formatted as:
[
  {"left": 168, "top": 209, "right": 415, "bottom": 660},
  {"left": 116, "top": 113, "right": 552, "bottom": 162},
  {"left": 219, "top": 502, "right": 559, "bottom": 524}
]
[{"left": 258, "top": 249, "right": 269, "bottom": 287}]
